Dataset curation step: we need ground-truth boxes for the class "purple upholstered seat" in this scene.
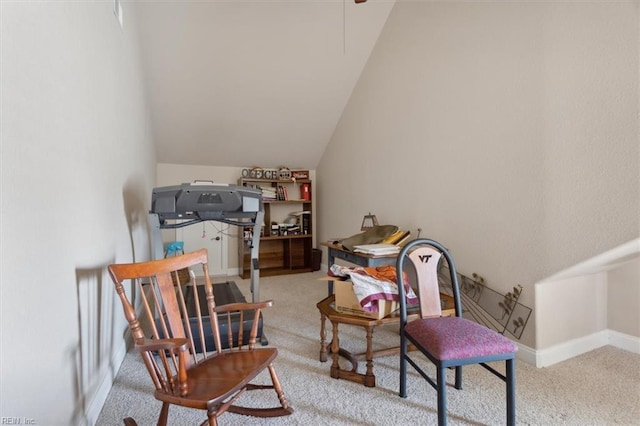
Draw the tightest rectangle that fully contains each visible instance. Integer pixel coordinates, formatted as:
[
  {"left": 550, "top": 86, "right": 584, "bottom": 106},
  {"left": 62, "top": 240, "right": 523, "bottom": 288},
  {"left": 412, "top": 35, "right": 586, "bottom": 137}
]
[{"left": 404, "top": 316, "right": 518, "bottom": 361}]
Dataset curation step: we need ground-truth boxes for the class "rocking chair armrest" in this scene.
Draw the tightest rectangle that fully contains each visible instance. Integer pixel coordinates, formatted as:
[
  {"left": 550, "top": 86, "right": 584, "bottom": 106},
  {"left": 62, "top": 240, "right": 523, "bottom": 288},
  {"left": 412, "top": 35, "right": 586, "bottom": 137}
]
[
  {"left": 213, "top": 299, "right": 274, "bottom": 314},
  {"left": 136, "top": 338, "right": 190, "bottom": 396},
  {"left": 134, "top": 338, "right": 190, "bottom": 354}
]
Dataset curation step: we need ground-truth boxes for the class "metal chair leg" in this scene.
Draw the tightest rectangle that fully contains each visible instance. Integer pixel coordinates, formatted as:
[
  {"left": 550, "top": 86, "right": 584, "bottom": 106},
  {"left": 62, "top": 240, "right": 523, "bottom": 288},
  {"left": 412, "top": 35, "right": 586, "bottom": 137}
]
[
  {"left": 506, "top": 358, "right": 516, "bottom": 426},
  {"left": 454, "top": 365, "right": 462, "bottom": 390},
  {"left": 399, "top": 336, "right": 408, "bottom": 398},
  {"left": 437, "top": 366, "right": 447, "bottom": 426}
]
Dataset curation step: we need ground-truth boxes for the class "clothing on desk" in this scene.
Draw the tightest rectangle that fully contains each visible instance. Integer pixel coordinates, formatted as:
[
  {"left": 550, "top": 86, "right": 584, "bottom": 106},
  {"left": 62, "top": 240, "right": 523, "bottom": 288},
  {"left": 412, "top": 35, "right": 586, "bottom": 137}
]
[{"left": 329, "top": 264, "right": 418, "bottom": 313}]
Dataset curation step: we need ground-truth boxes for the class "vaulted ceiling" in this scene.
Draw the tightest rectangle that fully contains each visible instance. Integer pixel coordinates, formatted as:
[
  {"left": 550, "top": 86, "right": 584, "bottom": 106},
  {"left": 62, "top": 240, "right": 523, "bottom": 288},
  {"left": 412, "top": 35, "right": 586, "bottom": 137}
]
[{"left": 132, "top": 1, "right": 395, "bottom": 170}]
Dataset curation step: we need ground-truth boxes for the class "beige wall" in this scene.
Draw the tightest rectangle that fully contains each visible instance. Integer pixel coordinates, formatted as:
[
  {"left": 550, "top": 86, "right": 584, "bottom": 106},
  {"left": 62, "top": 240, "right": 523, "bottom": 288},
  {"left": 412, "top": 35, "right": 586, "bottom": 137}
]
[
  {"left": 1, "top": 2, "right": 155, "bottom": 424},
  {"left": 317, "top": 2, "right": 639, "bottom": 349}
]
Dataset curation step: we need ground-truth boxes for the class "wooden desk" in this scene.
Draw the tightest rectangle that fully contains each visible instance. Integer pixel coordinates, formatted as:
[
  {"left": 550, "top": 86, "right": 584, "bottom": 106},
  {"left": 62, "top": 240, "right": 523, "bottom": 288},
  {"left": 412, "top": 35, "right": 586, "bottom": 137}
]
[
  {"left": 316, "top": 293, "right": 455, "bottom": 388},
  {"left": 321, "top": 242, "right": 398, "bottom": 296}
]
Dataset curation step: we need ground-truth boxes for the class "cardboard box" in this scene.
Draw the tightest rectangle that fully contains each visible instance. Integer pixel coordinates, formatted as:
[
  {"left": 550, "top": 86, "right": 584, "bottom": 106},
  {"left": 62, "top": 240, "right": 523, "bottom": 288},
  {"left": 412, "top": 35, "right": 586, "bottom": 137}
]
[{"left": 333, "top": 279, "right": 399, "bottom": 320}]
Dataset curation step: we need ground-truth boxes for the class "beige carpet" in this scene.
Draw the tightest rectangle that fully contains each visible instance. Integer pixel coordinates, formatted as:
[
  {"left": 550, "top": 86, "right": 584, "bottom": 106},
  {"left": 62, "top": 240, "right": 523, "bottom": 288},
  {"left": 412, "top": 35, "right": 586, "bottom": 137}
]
[{"left": 97, "top": 271, "right": 640, "bottom": 425}]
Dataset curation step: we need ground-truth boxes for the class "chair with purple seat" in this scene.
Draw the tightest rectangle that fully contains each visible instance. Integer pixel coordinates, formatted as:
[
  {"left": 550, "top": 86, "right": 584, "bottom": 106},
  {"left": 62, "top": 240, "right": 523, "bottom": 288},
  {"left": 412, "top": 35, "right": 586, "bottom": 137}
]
[{"left": 396, "top": 239, "right": 518, "bottom": 426}]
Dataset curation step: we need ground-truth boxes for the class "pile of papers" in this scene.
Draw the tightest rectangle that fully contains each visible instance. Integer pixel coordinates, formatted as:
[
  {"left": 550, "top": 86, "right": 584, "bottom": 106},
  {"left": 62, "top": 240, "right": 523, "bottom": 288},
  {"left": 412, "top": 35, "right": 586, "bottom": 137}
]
[{"left": 352, "top": 243, "right": 401, "bottom": 255}]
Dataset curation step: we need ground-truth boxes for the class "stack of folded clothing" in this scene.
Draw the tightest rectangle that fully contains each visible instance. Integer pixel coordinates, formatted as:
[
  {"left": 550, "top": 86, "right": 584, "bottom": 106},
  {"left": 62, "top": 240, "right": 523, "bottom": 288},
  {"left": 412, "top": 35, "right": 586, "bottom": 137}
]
[{"left": 329, "top": 264, "right": 418, "bottom": 313}]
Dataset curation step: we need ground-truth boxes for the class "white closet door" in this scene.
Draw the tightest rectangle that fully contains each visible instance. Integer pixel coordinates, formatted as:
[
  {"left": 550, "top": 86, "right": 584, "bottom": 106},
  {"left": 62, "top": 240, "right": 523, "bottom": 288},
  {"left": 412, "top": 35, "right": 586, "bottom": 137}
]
[{"left": 175, "top": 221, "right": 228, "bottom": 276}]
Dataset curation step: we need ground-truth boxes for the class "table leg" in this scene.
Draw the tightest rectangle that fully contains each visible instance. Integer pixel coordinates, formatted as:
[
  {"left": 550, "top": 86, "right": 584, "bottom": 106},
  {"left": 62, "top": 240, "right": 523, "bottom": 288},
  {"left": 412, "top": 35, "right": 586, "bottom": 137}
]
[
  {"left": 330, "top": 321, "right": 341, "bottom": 380},
  {"left": 319, "top": 311, "right": 327, "bottom": 362},
  {"left": 326, "top": 249, "right": 335, "bottom": 296},
  {"left": 364, "top": 325, "right": 375, "bottom": 387}
]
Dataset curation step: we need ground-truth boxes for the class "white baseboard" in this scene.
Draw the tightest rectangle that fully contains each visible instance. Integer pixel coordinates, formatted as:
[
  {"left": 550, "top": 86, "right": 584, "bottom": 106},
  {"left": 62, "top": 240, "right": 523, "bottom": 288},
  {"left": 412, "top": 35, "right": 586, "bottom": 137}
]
[
  {"left": 514, "top": 342, "right": 537, "bottom": 366},
  {"left": 608, "top": 329, "right": 640, "bottom": 353},
  {"left": 85, "top": 338, "right": 129, "bottom": 425},
  {"left": 533, "top": 329, "right": 639, "bottom": 368}
]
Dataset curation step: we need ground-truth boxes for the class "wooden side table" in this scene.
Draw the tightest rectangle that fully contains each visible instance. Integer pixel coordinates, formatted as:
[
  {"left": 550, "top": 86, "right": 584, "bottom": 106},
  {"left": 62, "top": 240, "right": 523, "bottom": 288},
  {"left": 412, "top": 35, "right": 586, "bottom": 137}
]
[{"left": 316, "top": 293, "right": 455, "bottom": 387}]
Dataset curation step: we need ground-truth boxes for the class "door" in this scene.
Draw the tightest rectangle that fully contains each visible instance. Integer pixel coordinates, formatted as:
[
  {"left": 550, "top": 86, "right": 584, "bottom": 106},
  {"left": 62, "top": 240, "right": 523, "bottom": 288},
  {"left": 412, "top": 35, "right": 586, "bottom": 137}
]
[{"left": 175, "top": 220, "right": 228, "bottom": 276}]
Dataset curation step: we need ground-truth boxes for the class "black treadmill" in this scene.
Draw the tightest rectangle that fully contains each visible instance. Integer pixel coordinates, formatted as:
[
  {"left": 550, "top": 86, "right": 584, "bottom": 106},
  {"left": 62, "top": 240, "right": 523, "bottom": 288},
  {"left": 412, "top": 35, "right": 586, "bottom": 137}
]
[{"left": 148, "top": 182, "right": 267, "bottom": 347}]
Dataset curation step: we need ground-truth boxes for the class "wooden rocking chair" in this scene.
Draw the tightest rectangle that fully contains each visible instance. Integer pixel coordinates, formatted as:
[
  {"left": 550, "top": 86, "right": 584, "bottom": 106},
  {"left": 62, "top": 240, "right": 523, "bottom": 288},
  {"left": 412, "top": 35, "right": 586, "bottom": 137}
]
[{"left": 108, "top": 248, "right": 293, "bottom": 425}]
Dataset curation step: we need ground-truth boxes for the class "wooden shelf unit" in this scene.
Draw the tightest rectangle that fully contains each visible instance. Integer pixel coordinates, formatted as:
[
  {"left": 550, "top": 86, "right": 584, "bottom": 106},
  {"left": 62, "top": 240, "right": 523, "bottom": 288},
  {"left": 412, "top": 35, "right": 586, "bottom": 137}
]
[{"left": 238, "top": 177, "right": 313, "bottom": 278}]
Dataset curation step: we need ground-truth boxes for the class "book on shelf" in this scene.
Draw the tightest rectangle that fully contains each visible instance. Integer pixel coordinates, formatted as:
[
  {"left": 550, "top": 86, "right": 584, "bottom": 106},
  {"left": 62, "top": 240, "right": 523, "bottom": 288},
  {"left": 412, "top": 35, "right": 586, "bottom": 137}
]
[
  {"left": 282, "top": 185, "right": 289, "bottom": 200},
  {"left": 260, "top": 185, "right": 277, "bottom": 200},
  {"left": 275, "top": 185, "right": 290, "bottom": 201}
]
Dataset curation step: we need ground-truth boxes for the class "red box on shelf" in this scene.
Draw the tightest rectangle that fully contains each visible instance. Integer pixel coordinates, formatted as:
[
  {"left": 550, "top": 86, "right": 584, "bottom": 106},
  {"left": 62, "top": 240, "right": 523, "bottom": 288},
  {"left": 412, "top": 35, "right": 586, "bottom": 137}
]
[{"left": 300, "top": 183, "right": 310, "bottom": 201}]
